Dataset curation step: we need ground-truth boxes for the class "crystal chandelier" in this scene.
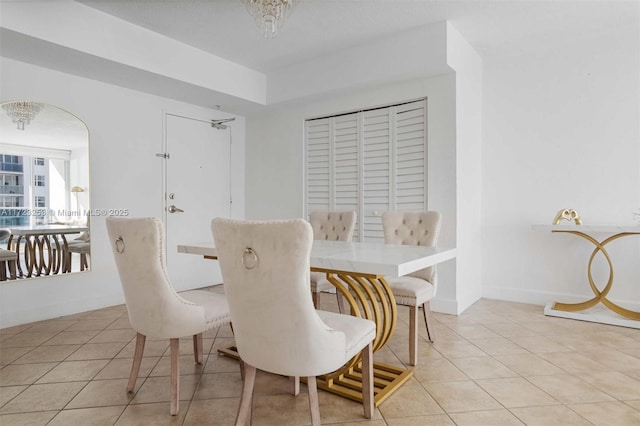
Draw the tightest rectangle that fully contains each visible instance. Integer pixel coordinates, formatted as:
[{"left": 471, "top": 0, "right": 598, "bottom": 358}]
[
  {"left": 2, "top": 101, "right": 44, "bottom": 130},
  {"left": 242, "top": 0, "right": 298, "bottom": 38}
]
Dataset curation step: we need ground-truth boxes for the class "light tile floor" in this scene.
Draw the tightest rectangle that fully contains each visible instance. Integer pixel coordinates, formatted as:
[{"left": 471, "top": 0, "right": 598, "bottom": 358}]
[{"left": 1, "top": 288, "right": 640, "bottom": 425}]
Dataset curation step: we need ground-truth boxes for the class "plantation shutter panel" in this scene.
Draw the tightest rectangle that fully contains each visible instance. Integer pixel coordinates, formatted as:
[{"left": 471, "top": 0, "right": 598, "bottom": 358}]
[
  {"left": 305, "top": 98, "right": 427, "bottom": 242},
  {"left": 333, "top": 113, "right": 360, "bottom": 240},
  {"left": 305, "top": 118, "right": 331, "bottom": 212},
  {"left": 394, "top": 99, "right": 427, "bottom": 211},
  {"left": 361, "top": 108, "right": 392, "bottom": 242}
]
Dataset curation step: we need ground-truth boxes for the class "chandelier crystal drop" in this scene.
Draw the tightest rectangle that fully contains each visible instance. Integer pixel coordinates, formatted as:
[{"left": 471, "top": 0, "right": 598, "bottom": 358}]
[
  {"left": 242, "top": 0, "right": 298, "bottom": 38},
  {"left": 2, "top": 101, "right": 44, "bottom": 130}
]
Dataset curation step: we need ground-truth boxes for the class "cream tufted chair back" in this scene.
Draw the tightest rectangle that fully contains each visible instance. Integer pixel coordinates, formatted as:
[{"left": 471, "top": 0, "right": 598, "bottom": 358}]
[
  {"left": 381, "top": 211, "right": 442, "bottom": 366},
  {"left": 212, "top": 218, "right": 375, "bottom": 424},
  {"left": 213, "top": 218, "right": 346, "bottom": 376},
  {"left": 309, "top": 211, "right": 356, "bottom": 242},
  {"left": 107, "top": 217, "right": 214, "bottom": 339},
  {"left": 382, "top": 211, "right": 442, "bottom": 284},
  {"left": 308, "top": 211, "right": 356, "bottom": 310},
  {"left": 106, "top": 217, "right": 230, "bottom": 416}
]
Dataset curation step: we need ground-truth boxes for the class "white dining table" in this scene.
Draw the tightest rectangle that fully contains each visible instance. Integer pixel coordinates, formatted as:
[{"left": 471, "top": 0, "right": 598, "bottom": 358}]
[{"left": 178, "top": 239, "right": 456, "bottom": 406}]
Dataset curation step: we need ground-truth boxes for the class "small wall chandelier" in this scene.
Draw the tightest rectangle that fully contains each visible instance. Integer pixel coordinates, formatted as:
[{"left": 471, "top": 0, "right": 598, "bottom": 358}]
[
  {"left": 242, "top": 0, "right": 298, "bottom": 38},
  {"left": 2, "top": 101, "right": 44, "bottom": 130}
]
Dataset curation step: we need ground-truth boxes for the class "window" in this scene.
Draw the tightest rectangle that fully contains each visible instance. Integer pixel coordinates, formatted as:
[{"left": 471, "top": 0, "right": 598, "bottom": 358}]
[
  {"left": 305, "top": 98, "right": 427, "bottom": 242},
  {"left": 34, "top": 196, "right": 46, "bottom": 207},
  {"left": 34, "top": 175, "right": 45, "bottom": 187},
  {"left": 34, "top": 157, "right": 45, "bottom": 166}
]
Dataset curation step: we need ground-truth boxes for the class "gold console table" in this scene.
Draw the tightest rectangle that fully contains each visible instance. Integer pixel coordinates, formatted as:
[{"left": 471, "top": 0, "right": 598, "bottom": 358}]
[{"left": 533, "top": 224, "right": 640, "bottom": 325}]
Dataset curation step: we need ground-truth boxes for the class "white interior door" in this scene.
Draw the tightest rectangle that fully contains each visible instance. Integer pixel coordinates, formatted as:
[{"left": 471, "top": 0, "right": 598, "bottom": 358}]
[{"left": 164, "top": 113, "right": 231, "bottom": 291}]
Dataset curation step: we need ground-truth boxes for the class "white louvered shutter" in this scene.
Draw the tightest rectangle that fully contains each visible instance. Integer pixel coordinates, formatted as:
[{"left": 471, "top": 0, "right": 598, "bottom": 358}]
[
  {"left": 394, "top": 99, "right": 427, "bottom": 211},
  {"left": 361, "top": 108, "right": 391, "bottom": 242},
  {"left": 305, "top": 118, "right": 331, "bottom": 213},
  {"left": 305, "top": 98, "right": 427, "bottom": 243},
  {"left": 333, "top": 113, "right": 360, "bottom": 240}
]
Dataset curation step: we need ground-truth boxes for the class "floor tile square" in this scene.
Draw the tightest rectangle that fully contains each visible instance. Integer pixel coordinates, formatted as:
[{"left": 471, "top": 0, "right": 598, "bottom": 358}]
[
  {"left": 475, "top": 377, "right": 559, "bottom": 408},
  {"left": 0, "top": 382, "right": 86, "bottom": 414},
  {"left": 424, "top": 381, "right": 501, "bottom": 413}
]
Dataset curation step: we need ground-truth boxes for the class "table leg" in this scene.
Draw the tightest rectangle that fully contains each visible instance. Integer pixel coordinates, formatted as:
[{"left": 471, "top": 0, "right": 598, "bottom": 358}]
[
  {"left": 51, "top": 236, "right": 62, "bottom": 274},
  {"left": 551, "top": 231, "right": 640, "bottom": 321},
  {"left": 61, "top": 235, "right": 71, "bottom": 273},
  {"left": 313, "top": 270, "right": 412, "bottom": 406},
  {"left": 24, "top": 236, "right": 35, "bottom": 278}
]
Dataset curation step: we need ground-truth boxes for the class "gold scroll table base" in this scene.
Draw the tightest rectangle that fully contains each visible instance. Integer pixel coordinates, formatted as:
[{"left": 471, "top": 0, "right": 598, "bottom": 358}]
[
  {"left": 216, "top": 266, "right": 413, "bottom": 407},
  {"left": 7, "top": 233, "right": 72, "bottom": 278},
  {"left": 549, "top": 230, "right": 640, "bottom": 322}
]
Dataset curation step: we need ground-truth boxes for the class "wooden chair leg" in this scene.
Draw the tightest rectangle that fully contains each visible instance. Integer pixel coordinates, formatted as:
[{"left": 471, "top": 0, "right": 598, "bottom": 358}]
[
  {"left": 8, "top": 260, "right": 16, "bottom": 279},
  {"left": 361, "top": 342, "right": 373, "bottom": 419},
  {"left": 312, "top": 291, "right": 320, "bottom": 309},
  {"left": 307, "top": 376, "right": 321, "bottom": 426},
  {"left": 170, "top": 338, "right": 180, "bottom": 416},
  {"left": 289, "top": 376, "right": 300, "bottom": 396},
  {"left": 127, "top": 333, "right": 146, "bottom": 392},
  {"left": 193, "top": 333, "right": 203, "bottom": 364},
  {"left": 409, "top": 305, "right": 418, "bottom": 366},
  {"left": 0, "top": 261, "right": 6, "bottom": 281},
  {"left": 336, "top": 292, "right": 345, "bottom": 314},
  {"left": 422, "top": 301, "right": 435, "bottom": 342},
  {"left": 236, "top": 362, "right": 256, "bottom": 426}
]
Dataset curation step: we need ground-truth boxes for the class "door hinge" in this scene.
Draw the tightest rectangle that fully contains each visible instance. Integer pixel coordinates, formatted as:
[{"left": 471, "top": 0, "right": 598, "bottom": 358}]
[{"left": 156, "top": 153, "right": 170, "bottom": 159}]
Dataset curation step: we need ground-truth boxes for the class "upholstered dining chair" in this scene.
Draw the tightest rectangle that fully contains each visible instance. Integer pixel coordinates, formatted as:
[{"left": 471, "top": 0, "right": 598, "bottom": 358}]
[
  {"left": 308, "top": 211, "right": 357, "bottom": 310},
  {"left": 68, "top": 240, "right": 90, "bottom": 271},
  {"left": 106, "top": 217, "right": 231, "bottom": 416},
  {"left": 382, "top": 211, "right": 442, "bottom": 366},
  {"left": 212, "top": 218, "right": 375, "bottom": 425}
]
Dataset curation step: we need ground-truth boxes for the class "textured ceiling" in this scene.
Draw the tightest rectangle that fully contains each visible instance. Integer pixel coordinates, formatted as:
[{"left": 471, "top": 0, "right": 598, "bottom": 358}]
[{"left": 76, "top": 0, "right": 640, "bottom": 73}]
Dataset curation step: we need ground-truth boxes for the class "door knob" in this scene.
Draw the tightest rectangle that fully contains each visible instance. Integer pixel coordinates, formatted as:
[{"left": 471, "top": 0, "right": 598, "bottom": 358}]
[{"left": 167, "top": 205, "right": 184, "bottom": 214}]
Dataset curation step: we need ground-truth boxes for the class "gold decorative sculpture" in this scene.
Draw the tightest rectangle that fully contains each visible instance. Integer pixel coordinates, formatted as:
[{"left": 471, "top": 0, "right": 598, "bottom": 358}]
[{"left": 552, "top": 208, "right": 582, "bottom": 225}]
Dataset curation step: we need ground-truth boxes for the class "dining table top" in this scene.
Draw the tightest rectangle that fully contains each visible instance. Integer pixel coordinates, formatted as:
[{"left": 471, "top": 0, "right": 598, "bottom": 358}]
[
  {"left": 9, "top": 224, "right": 88, "bottom": 236},
  {"left": 178, "top": 239, "right": 456, "bottom": 277}
]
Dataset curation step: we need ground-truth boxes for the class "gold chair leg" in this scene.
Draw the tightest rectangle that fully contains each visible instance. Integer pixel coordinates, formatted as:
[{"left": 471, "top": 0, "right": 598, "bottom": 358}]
[
  {"left": 236, "top": 362, "right": 256, "bottom": 426},
  {"left": 170, "top": 338, "right": 180, "bottom": 416},
  {"left": 128, "top": 333, "right": 146, "bottom": 392},
  {"left": 307, "top": 376, "right": 321, "bottom": 426}
]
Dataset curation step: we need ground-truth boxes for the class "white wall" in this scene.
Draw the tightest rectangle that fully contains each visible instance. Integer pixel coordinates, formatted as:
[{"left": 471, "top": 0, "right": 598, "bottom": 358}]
[
  {"left": 0, "top": 57, "right": 246, "bottom": 327},
  {"left": 482, "top": 23, "right": 640, "bottom": 308},
  {"left": 245, "top": 73, "right": 459, "bottom": 312},
  {"left": 446, "top": 24, "right": 484, "bottom": 313}
]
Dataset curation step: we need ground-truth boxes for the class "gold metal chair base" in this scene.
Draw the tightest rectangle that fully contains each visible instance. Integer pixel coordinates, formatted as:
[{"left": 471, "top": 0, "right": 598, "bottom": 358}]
[{"left": 218, "top": 346, "right": 412, "bottom": 407}]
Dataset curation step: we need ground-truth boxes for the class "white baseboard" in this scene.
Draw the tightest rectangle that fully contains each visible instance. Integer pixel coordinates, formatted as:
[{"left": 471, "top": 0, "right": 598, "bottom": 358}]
[
  {"left": 545, "top": 303, "right": 640, "bottom": 329},
  {"left": 431, "top": 297, "right": 459, "bottom": 315},
  {"left": 1, "top": 292, "right": 125, "bottom": 329}
]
